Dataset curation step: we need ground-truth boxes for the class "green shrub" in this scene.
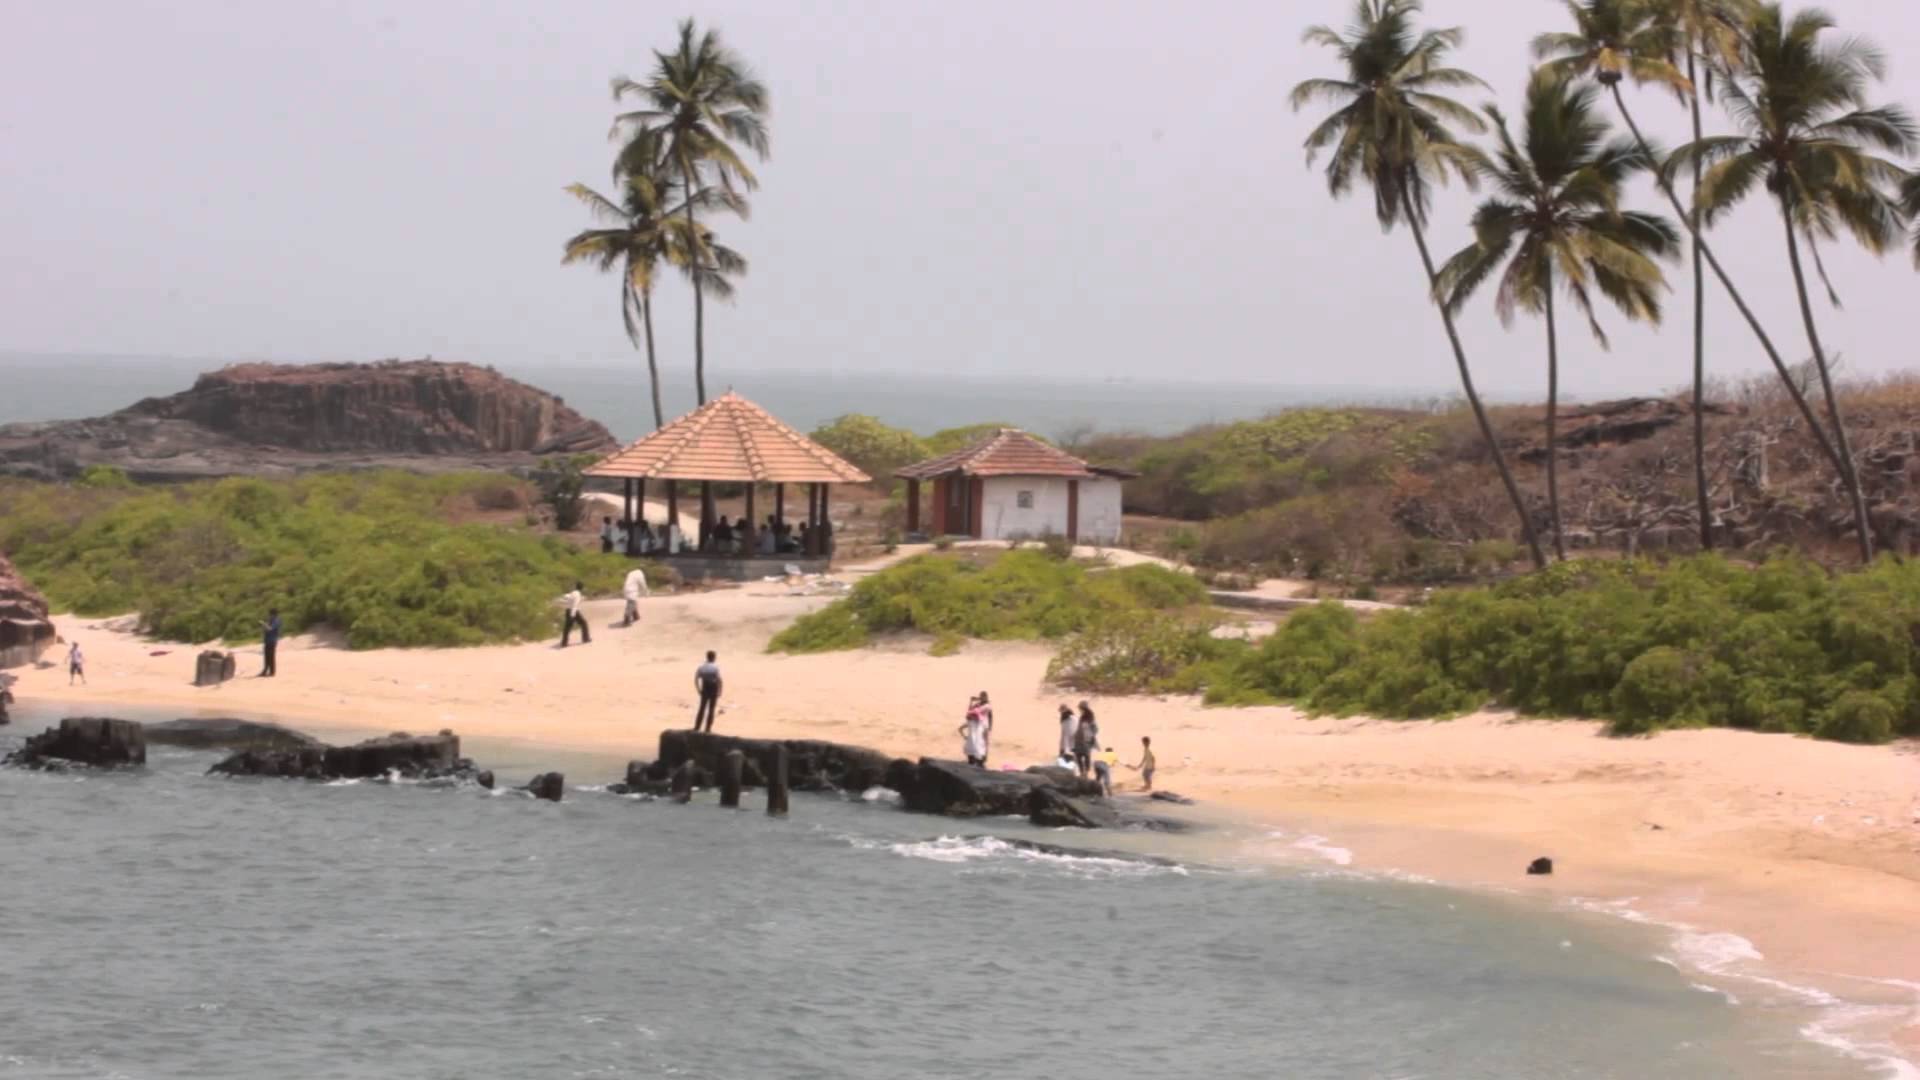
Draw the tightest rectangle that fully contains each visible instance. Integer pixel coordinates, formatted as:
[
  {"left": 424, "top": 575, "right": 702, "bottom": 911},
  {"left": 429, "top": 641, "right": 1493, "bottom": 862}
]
[
  {"left": 1610, "top": 646, "right": 1723, "bottom": 735},
  {"left": 77, "top": 465, "right": 133, "bottom": 489},
  {"left": 810, "top": 415, "right": 930, "bottom": 493},
  {"left": 1047, "top": 611, "right": 1223, "bottom": 694},
  {"left": 532, "top": 455, "right": 594, "bottom": 531},
  {"left": 1040, "top": 533, "right": 1075, "bottom": 561},
  {"left": 1816, "top": 690, "right": 1896, "bottom": 745}
]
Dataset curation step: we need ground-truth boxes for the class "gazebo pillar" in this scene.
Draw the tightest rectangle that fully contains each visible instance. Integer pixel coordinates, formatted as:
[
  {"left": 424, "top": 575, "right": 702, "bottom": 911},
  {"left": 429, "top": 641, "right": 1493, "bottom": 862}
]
[
  {"left": 700, "top": 480, "right": 714, "bottom": 551},
  {"left": 636, "top": 478, "right": 648, "bottom": 552},
  {"left": 667, "top": 481, "right": 679, "bottom": 528},
  {"left": 774, "top": 484, "right": 785, "bottom": 531},
  {"left": 743, "top": 484, "right": 757, "bottom": 556},
  {"left": 820, "top": 485, "right": 832, "bottom": 555},
  {"left": 905, "top": 479, "right": 920, "bottom": 534},
  {"left": 622, "top": 479, "right": 634, "bottom": 529},
  {"left": 806, "top": 483, "right": 821, "bottom": 556}
]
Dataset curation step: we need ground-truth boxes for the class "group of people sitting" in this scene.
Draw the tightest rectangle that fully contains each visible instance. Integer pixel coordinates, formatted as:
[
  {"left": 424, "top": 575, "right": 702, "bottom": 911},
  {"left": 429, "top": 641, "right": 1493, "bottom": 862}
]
[{"left": 599, "top": 515, "right": 832, "bottom": 558}]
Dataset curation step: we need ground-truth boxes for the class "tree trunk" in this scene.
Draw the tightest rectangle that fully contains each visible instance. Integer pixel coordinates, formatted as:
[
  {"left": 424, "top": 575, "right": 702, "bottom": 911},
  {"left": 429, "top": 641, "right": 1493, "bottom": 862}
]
[
  {"left": 683, "top": 161, "right": 708, "bottom": 406},
  {"left": 1544, "top": 266, "right": 1566, "bottom": 561},
  {"left": 1685, "top": 53, "right": 1712, "bottom": 550},
  {"left": 1606, "top": 84, "right": 1844, "bottom": 477},
  {"left": 1779, "top": 199, "right": 1874, "bottom": 563},
  {"left": 1403, "top": 190, "right": 1546, "bottom": 570},
  {"left": 642, "top": 287, "right": 665, "bottom": 430}
]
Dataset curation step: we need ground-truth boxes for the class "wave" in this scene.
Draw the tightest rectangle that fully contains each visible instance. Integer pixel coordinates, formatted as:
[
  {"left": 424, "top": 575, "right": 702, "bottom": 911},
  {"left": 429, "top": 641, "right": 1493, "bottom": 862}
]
[{"left": 860, "top": 834, "right": 1189, "bottom": 879}]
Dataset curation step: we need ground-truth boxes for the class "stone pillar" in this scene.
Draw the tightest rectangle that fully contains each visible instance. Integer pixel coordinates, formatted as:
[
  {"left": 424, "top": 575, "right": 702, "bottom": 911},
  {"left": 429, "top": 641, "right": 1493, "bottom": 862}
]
[
  {"left": 720, "top": 749, "right": 744, "bottom": 808},
  {"left": 766, "top": 744, "right": 790, "bottom": 817}
]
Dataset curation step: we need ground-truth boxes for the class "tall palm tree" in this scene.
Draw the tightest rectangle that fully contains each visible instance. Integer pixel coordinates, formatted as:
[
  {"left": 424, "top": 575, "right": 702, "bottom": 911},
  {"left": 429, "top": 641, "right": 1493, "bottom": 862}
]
[
  {"left": 1902, "top": 172, "right": 1920, "bottom": 265},
  {"left": 613, "top": 20, "right": 769, "bottom": 406},
  {"left": 1437, "top": 73, "right": 1680, "bottom": 559},
  {"left": 1533, "top": 0, "right": 1850, "bottom": 553},
  {"left": 1670, "top": 4, "right": 1917, "bottom": 563},
  {"left": 1292, "top": 0, "right": 1547, "bottom": 570}
]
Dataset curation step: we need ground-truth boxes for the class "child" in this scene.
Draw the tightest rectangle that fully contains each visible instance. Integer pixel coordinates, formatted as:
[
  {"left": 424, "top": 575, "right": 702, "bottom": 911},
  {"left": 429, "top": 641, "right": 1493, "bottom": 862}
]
[
  {"left": 1094, "top": 746, "right": 1118, "bottom": 797},
  {"left": 68, "top": 641, "right": 85, "bottom": 686},
  {"left": 1129, "top": 735, "right": 1156, "bottom": 791}
]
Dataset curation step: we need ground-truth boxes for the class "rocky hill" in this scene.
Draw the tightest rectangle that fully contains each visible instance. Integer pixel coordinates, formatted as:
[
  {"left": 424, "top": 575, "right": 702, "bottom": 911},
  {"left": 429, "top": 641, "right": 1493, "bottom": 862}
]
[
  {"left": 0, "top": 360, "right": 618, "bottom": 481},
  {"left": 0, "top": 554, "right": 55, "bottom": 672}
]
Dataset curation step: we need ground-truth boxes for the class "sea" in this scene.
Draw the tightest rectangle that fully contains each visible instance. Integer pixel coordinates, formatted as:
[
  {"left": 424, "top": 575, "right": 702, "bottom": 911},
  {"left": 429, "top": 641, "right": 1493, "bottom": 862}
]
[
  {"left": 0, "top": 352, "right": 1452, "bottom": 441},
  {"left": 1, "top": 705, "right": 1910, "bottom": 1080}
]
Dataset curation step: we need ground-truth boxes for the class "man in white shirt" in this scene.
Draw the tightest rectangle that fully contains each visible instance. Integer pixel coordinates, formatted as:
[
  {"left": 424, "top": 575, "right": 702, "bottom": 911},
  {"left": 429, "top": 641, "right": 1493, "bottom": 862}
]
[
  {"left": 666, "top": 520, "right": 684, "bottom": 554},
  {"left": 559, "top": 582, "right": 591, "bottom": 646},
  {"left": 621, "top": 566, "right": 650, "bottom": 627}
]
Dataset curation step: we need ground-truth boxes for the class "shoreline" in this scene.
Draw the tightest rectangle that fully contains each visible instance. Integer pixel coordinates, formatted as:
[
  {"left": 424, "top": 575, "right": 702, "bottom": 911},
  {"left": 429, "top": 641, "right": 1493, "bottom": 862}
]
[{"left": 11, "top": 593, "right": 1920, "bottom": 1070}]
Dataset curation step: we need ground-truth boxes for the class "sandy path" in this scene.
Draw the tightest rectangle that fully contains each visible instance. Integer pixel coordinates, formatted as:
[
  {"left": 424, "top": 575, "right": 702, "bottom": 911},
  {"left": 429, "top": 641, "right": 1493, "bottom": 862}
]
[{"left": 12, "top": 579, "right": 1920, "bottom": 1046}]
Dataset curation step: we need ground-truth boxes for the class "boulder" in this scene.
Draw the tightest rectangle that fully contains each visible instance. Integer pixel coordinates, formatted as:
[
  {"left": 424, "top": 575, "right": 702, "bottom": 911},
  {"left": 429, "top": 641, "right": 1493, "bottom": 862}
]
[
  {"left": 1029, "top": 786, "right": 1124, "bottom": 829},
  {"left": 193, "top": 651, "right": 238, "bottom": 687},
  {"left": 0, "top": 555, "right": 56, "bottom": 670},
  {"left": 4, "top": 717, "right": 146, "bottom": 770},
  {"left": 208, "top": 729, "right": 485, "bottom": 783},
  {"left": 1023, "top": 765, "right": 1105, "bottom": 798},
  {"left": 524, "top": 772, "right": 564, "bottom": 802},
  {"left": 655, "top": 730, "right": 902, "bottom": 794},
  {"left": 475, "top": 770, "right": 495, "bottom": 790},
  {"left": 1527, "top": 857, "right": 1554, "bottom": 876},
  {"left": 893, "top": 758, "right": 1068, "bottom": 818},
  {"left": 144, "top": 717, "right": 324, "bottom": 752},
  {"left": 607, "top": 759, "right": 671, "bottom": 797},
  {"left": 0, "top": 674, "right": 13, "bottom": 725},
  {"left": 1149, "top": 791, "right": 1196, "bottom": 806}
]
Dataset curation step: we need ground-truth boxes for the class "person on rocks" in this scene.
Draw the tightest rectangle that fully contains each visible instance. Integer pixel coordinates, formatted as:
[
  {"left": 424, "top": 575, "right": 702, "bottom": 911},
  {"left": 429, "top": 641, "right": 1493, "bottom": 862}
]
[
  {"left": 959, "top": 701, "right": 990, "bottom": 767},
  {"left": 1128, "top": 735, "right": 1157, "bottom": 791},
  {"left": 621, "top": 565, "right": 651, "bottom": 627},
  {"left": 693, "top": 650, "right": 722, "bottom": 732},
  {"left": 67, "top": 641, "right": 85, "bottom": 686},
  {"left": 1057, "top": 703, "right": 1078, "bottom": 765},
  {"left": 1095, "top": 746, "right": 1118, "bottom": 797},
  {"left": 1072, "top": 702, "right": 1100, "bottom": 779},
  {"left": 599, "top": 516, "right": 619, "bottom": 554},
  {"left": 974, "top": 691, "right": 994, "bottom": 754},
  {"left": 260, "top": 608, "right": 282, "bottom": 677},
  {"left": 559, "top": 583, "right": 591, "bottom": 647}
]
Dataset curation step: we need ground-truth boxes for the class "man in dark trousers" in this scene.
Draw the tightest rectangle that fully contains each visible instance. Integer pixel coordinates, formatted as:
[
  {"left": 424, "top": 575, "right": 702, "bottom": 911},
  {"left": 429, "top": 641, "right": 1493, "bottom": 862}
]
[
  {"left": 693, "top": 651, "right": 722, "bottom": 732},
  {"left": 260, "top": 608, "right": 282, "bottom": 677}
]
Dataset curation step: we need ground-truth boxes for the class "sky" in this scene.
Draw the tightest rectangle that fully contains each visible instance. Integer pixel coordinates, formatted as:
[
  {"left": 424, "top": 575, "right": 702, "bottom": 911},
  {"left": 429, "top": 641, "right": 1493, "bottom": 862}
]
[{"left": 2, "top": 0, "right": 1919, "bottom": 401}]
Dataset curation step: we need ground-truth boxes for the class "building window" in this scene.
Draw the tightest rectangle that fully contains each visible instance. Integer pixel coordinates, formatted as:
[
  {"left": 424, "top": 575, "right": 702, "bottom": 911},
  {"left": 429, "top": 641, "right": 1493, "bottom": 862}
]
[{"left": 1016, "top": 490, "right": 1034, "bottom": 509}]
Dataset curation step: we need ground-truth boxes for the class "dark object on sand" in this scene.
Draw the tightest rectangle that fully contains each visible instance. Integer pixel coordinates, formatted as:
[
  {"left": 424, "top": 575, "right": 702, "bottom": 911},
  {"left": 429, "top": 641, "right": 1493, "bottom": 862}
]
[
  {"left": 145, "top": 717, "right": 322, "bottom": 752},
  {"left": 1527, "top": 857, "right": 1554, "bottom": 876},
  {"left": 5, "top": 717, "right": 147, "bottom": 770},
  {"left": 1149, "top": 791, "right": 1195, "bottom": 805},
  {"left": 193, "top": 650, "right": 237, "bottom": 687},
  {"left": 524, "top": 772, "right": 564, "bottom": 802},
  {"left": 208, "top": 730, "right": 486, "bottom": 784}
]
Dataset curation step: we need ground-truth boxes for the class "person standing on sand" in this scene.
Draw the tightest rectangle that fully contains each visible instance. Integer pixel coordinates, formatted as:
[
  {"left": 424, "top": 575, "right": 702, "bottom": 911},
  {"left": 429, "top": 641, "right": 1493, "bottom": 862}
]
[
  {"left": 68, "top": 641, "right": 85, "bottom": 685},
  {"left": 260, "top": 609, "right": 282, "bottom": 677},
  {"left": 559, "top": 583, "right": 591, "bottom": 647},
  {"left": 693, "top": 651, "right": 722, "bottom": 732},
  {"left": 1057, "top": 704, "right": 1078, "bottom": 764},
  {"left": 621, "top": 566, "right": 650, "bottom": 627},
  {"left": 1129, "top": 735, "right": 1156, "bottom": 791},
  {"left": 959, "top": 703, "right": 989, "bottom": 767}
]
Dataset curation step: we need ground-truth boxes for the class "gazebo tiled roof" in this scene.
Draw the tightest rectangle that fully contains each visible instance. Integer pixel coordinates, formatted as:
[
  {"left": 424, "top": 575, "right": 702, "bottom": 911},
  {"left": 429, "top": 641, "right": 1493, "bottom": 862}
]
[
  {"left": 896, "top": 428, "right": 1132, "bottom": 481},
  {"left": 584, "top": 392, "right": 870, "bottom": 484}
]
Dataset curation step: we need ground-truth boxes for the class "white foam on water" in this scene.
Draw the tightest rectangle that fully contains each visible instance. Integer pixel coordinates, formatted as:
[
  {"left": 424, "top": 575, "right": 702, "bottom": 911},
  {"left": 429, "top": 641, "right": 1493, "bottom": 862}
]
[
  {"left": 859, "top": 786, "right": 900, "bottom": 804},
  {"left": 879, "top": 835, "right": 1188, "bottom": 878},
  {"left": 1291, "top": 834, "right": 1354, "bottom": 866}
]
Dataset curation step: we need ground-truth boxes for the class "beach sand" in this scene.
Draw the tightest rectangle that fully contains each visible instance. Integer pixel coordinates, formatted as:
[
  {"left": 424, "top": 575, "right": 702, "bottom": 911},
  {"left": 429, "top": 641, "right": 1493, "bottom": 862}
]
[{"left": 16, "top": 572, "right": 1920, "bottom": 1052}]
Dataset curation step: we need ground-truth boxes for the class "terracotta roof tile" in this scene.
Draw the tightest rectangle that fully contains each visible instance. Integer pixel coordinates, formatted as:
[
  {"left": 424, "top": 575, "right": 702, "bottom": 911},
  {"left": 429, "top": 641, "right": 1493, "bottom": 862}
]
[
  {"left": 584, "top": 392, "right": 871, "bottom": 484},
  {"left": 895, "top": 429, "right": 1103, "bottom": 480}
]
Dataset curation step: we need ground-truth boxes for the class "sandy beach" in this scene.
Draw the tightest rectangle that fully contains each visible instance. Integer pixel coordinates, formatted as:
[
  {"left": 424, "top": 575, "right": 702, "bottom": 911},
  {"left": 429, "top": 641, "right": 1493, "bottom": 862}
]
[{"left": 14, "top": 566, "right": 1920, "bottom": 1052}]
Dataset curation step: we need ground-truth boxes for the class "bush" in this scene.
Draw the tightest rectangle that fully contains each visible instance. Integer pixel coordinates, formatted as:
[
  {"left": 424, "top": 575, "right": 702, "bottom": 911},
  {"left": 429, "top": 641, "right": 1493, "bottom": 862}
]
[
  {"left": 810, "top": 415, "right": 930, "bottom": 493},
  {"left": 1040, "top": 533, "right": 1075, "bottom": 561},
  {"left": 1047, "top": 611, "right": 1223, "bottom": 694},
  {"left": 767, "top": 549, "right": 1206, "bottom": 654},
  {"left": 1816, "top": 690, "right": 1896, "bottom": 745},
  {"left": 0, "top": 471, "right": 643, "bottom": 649},
  {"left": 532, "top": 455, "right": 594, "bottom": 531}
]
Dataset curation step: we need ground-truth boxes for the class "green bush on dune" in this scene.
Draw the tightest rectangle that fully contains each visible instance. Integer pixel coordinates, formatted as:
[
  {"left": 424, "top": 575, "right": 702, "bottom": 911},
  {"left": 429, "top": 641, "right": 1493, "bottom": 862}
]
[
  {"left": 0, "top": 472, "right": 662, "bottom": 649},
  {"left": 767, "top": 549, "right": 1207, "bottom": 654},
  {"left": 1185, "top": 554, "right": 1920, "bottom": 743}
]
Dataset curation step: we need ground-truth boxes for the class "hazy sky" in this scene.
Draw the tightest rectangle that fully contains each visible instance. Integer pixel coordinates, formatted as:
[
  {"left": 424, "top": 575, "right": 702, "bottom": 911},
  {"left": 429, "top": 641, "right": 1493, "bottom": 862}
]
[{"left": 3, "top": 0, "right": 1918, "bottom": 399}]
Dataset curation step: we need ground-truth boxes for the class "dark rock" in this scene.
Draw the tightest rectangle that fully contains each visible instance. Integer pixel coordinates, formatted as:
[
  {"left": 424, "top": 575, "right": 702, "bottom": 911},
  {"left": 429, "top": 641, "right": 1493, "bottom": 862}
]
[
  {"left": 524, "top": 772, "right": 564, "bottom": 802},
  {"left": 1022, "top": 765, "right": 1105, "bottom": 797},
  {"left": 655, "top": 730, "right": 902, "bottom": 794},
  {"left": 193, "top": 650, "right": 237, "bottom": 687},
  {"left": 5, "top": 717, "right": 146, "bottom": 770},
  {"left": 1149, "top": 791, "right": 1196, "bottom": 805},
  {"left": 607, "top": 759, "right": 672, "bottom": 796},
  {"left": 894, "top": 758, "right": 1066, "bottom": 818},
  {"left": 0, "top": 674, "right": 13, "bottom": 725},
  {"left": 144, "top": 717, "right": 323, "bottom": 752},
  {"left": 208, "top": 730, "right": 483, "bottom": 783},
  {"left": 670, "top": 761, "right": 696, "bottom": 803},
  {"left": 475, "top": 770, "right": 495, "bottom": 790},
  {"left": 1029, "top": 786, "right": 1124, "bottom": 829},
  {"left": 1527, "top": 857, "right": 1554, "bottom": 876},
  {"left": 0, "top": 555, "right": 56, "bottom": 669}
]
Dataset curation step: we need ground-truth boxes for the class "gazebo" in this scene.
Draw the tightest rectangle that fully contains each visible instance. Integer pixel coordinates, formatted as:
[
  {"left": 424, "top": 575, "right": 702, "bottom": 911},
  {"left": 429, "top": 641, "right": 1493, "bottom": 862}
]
[{"left": 583, "top": 392, "right": 870, "bottom": 579}]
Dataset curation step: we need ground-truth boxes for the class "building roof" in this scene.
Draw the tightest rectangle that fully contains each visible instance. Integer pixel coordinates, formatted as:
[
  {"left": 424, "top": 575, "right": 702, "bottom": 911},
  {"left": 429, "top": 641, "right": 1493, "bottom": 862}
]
[
  {"left": 894, "top": 428, "right": 1134, "bottom": 481},
  {"left": 583, "top": 392, "right": 871, "bottom": 484}
]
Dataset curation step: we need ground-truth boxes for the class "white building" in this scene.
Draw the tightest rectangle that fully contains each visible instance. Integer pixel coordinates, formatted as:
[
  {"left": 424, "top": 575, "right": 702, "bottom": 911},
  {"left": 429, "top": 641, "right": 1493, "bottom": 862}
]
[{"left": 895, "top": 429, "right": 1132, "bottom": 544}]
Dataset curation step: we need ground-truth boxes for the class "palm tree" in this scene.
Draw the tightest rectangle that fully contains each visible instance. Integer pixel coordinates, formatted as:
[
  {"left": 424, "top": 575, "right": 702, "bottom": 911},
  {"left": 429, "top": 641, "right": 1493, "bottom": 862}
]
[
  {"left": 613, "top": 20, "right": 769, "bottom": 406},
  {"left": 1437, "top": 72, "right": 1680, "bottom": 559},
  {"left": 1669, "top": 4, "right": 1917, "bottom": 563},
  {"left": 1533, "top": 0, "right": 1851, "bottom": 553},
  {"left": 1902, "top": 172, "right": 1920, "bottom": 265},
  {"left": 1292, "top": 0, "right": 1547, "bottom": 570}
]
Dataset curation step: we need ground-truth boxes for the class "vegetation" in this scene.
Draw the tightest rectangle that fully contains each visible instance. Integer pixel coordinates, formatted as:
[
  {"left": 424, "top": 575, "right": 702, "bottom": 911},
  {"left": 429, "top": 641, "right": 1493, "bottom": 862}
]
[
  {"left": 1045, "top": 612, "right": 1227, "bottom": 695},
  {"left": 767, "top": 550, "right": 1208, "bottom": 655},
  {"left": 810, "top": 415, "right": 930, "bottom": 493},
  {"left": 1181, "top": 554, "right": 1920, "bottom": 743},
  {"left": 532, "top": 454, "right": 596, "bottom": 532},
  {"left": 0, "top": 473, "right": 659, "bottom": 649}
]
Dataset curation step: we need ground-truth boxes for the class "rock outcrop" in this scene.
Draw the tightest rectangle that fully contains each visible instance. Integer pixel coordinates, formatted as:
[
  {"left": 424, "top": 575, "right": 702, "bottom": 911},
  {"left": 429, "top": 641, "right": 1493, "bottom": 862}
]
[
  {"left": 524, "top": 772, "right": 564, "bottom": 802},
  {"left": 650, "top": 730, "right": 903, "bottom": 793},
  {"left": 4, "top": 717, "right": 146, "bottom": 770},
  {"left": 891, "top": 758, "right": 1102, "bottom": 818},
  {"left": 144, "top": 717, "right": 325, "bottom": 753},
  {"left": 208, "top": 729, "right": 486, "bottom": 783},
  {"left": 0, "top": 555, "right": 56, "bottom": 669},
  {"left": 193, "top": 651, "right": 237, "bottom": 687},
  {"left": 0, "top": 359, "right": 618, "bottom": 482}
]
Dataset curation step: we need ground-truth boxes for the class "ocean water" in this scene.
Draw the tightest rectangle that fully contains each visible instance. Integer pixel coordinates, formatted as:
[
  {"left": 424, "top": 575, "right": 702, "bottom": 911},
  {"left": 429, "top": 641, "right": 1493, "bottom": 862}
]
[
  {"left": 0, "top": 709, "right": 1894, "bottom": 1080},
  {"left": 0, "top": 351, "right": 1430, "bottom": 441}
]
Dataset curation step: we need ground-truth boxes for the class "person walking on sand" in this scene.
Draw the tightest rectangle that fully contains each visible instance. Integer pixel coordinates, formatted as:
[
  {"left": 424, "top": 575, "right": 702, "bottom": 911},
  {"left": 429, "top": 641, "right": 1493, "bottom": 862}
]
[
  {"left": 67, "top": 641, "right": 85, "bottom": 686},
  {"left": 1129, "top": 735, "right": 1157, "bottom": 791},
  {"left": 1072, "top": 702, "right": 1100, "bottom": 779},
  {"left": 959, "top": 702, "right": 990, "bottom": 767},
  {"left": 260, "top": 608, "right": 282, "bottom": 677},
  {"left": 559, "top": 583, "right": 591, "bottom": 647},
  {"left": 1057, "top": 704, "right": 1078, "bottom": 764},
  {"left": 693, "top": 651, "right": 722, "bottom": 732},
  {"left": 621, "top": 565, "right": 650, "bottom": 627}
]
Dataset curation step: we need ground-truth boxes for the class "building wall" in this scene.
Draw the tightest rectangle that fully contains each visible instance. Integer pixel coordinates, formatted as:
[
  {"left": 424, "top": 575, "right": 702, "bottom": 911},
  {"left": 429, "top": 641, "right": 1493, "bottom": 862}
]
[{"left": 977, "top": 476, "right": 1123, "bottom": 544}]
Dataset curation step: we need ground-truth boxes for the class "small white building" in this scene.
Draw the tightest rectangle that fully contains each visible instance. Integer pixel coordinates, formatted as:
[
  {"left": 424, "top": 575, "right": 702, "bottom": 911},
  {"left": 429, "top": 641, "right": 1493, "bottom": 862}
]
[{"left": 895, "top": 429, "right": 1132, "bottom": 544}]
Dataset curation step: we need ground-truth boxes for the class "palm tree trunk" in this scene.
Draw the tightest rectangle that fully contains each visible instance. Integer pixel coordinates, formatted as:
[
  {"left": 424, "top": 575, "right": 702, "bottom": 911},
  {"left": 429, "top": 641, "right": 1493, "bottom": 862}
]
[
  {"left": 1685, "top": 52, "right": 1712, "bottom": 550},
  {"left": 1543, "top": 264, "right": 1566, "bottom": 561},
  {"left": 642, "top": 287, "right": 665, "bottom": 430},
  {"left": 1403, "top": 190, "right": 1547, "bottom": 571},
  {"left": 682, "top": 161, "right": 708, "bottom": 406},
  {"left": 1779, "top": 200, "right": 1874, "bottom": 563},
  {"left": 1606, "top": 84, "right": 1844, "bottom": 477}
]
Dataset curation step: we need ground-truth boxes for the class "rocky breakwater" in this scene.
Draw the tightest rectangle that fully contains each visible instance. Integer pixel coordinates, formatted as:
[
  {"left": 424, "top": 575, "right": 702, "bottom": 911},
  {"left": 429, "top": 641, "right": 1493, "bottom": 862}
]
[
  {"left": 4, "top": 718, "right": 146, "bottom": 770},
  {"left": 0, "top": 359, "right": 619, "bottom": 482},
  {"left": 0, "top": 554, "right": 56, "bottom": 672},
  {"left": 209, "top": 729, "right": 493, "bottom": 788}
]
